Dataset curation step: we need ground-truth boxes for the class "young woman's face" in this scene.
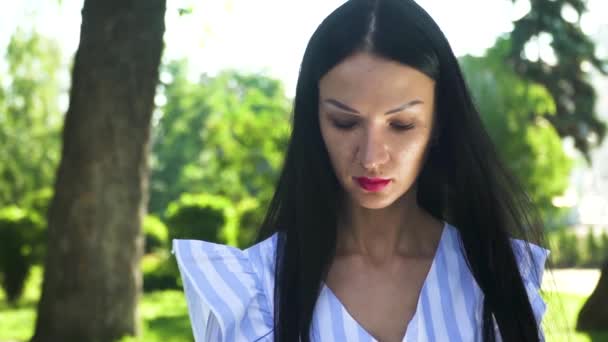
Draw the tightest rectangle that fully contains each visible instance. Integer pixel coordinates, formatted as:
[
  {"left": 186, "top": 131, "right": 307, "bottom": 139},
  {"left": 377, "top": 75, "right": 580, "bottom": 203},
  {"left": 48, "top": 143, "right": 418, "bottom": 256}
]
[{"left": 319, "top": 52, "right": 436, "bottom": 209}]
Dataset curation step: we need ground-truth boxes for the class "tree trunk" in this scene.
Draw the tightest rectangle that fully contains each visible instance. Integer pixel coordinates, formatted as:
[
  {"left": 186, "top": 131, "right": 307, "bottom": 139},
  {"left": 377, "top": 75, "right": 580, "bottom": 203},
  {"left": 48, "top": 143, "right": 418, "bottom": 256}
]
[
  {"left": 31, "top": 1, "right": 165, "bottom": 341},
  {"left": 577, "top": 260, "right": 608, "bottom": 331}
]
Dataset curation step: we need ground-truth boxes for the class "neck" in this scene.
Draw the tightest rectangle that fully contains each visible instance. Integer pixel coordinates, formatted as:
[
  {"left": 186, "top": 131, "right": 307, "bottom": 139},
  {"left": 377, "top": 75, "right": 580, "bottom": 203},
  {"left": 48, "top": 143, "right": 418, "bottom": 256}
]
[{"left": 336, "top": 190, "right": 441, "bottom": 263}]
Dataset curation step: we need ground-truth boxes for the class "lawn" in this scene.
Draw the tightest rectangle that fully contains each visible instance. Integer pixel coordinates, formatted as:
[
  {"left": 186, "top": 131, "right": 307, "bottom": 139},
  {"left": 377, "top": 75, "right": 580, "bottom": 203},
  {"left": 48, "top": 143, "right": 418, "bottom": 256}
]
[
  {"left": 0, "top": 267, "right": 192, "bottom": 342},
  {"left": 1, "top": 267, "right": 606, "bottom": 341},
  {"left": 542, "top": 292, "right": 608, "bottom": 342}
]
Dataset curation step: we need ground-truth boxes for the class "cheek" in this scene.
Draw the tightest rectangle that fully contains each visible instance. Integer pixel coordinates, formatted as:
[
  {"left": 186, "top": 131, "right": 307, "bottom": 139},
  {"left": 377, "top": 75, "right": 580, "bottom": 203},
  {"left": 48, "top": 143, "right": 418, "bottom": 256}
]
[
  {"left": 320, "top": 127, "right": 353, "bottom": 170},
  {"left": 326, "top": 137, "right": 352, "bottom": 168},
  {"left": 392, "top": 134, "right": 431, "bottom": 170}
]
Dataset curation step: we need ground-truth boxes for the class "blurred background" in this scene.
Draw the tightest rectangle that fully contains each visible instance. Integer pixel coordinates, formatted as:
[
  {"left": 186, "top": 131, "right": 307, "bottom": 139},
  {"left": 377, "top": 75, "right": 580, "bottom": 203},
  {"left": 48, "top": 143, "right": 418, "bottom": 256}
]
[{"left": 0, "top": 0, "right": 607, "bottom": 341}]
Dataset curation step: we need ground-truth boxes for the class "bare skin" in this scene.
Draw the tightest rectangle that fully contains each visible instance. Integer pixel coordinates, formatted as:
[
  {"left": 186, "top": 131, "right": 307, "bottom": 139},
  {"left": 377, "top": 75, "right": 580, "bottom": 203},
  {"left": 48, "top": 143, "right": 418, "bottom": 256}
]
[{"left": 319, "top": 52, "right": 444, "bottom": 342}]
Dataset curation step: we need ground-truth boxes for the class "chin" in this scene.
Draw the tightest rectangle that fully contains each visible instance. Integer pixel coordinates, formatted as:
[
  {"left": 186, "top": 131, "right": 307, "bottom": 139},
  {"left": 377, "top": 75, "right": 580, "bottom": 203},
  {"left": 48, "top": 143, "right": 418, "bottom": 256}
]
[
  {"left": 351, "top": 194, "right": 397, "bottom": 210},
  {"left": 358, "top": 202, "right": 392, "bottom": 210}
]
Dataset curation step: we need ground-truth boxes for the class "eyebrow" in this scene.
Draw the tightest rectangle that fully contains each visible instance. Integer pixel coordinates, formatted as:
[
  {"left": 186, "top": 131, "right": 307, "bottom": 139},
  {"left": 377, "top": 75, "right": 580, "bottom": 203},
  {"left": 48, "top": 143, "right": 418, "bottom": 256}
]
[{"left": 322, "top": 98, "right": 424, "bottom": 115}]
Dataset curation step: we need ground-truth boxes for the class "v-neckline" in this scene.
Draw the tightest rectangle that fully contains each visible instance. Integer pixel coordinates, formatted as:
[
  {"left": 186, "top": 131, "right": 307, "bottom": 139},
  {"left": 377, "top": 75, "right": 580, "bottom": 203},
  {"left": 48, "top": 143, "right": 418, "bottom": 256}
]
[{"left": 321, "top": 221, "right": 449, "bottom": 342}]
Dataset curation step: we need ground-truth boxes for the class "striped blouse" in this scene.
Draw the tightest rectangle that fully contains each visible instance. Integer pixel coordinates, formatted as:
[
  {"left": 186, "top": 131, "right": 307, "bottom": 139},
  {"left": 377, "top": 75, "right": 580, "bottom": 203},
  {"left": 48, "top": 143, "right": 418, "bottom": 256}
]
[{"left": 173, "top": 222, "right": 549, "bottom": 341}]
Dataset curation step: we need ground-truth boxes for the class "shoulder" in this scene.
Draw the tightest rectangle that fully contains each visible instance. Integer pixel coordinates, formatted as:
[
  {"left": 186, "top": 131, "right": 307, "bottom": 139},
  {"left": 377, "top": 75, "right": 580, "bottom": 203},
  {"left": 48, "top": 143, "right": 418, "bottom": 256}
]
[
  {"left": 444, "top": 224, "right": 549, "bottom": 287},
  {"left": 172, "top": 233, "right": 278, "bottom": 291},
  {"left": 509, "top": 238, "right": 550, "bottom": 287},
  {"left": 172, "top": 234, "right": 279, "bottom": 341},
  {"left": 508, "top": 238, "right": 551, "bottom": 329},
  {"left": 244, "top": 233, "right": 279, "bottom": 275},
  {"left": 446, "top": 224, "right": 550, "bottom": 325}
]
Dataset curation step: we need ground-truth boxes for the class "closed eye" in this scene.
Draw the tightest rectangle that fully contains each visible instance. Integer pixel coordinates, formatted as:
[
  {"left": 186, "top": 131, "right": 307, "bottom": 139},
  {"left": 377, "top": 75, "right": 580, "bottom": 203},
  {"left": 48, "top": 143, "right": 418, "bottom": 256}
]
[
  {"left": 391, "top": 122, "right": 415, "bottom": 131},
  {"left": 329, "top": 118, "right": 415, "bottom": 131},
  {"left": 332, "top": 120, "right": 357, "bottom": 130},
  {"left": 333, "top": 121, "right": 414, "bottom": 131}
]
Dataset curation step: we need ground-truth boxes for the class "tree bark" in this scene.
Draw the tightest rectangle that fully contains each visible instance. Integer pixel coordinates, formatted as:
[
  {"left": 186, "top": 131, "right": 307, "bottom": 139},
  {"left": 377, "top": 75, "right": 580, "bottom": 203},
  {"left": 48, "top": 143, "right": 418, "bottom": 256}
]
[
  {"left": 577, "top": 260, "right": 608, "bottom": 331},
  {"left": 31, "top": 1, "right": 165, "bottom": 341}
]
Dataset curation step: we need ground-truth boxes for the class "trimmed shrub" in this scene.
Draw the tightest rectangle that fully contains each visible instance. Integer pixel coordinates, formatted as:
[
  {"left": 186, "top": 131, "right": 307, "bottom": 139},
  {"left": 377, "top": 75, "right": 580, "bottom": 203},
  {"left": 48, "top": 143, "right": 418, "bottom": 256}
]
[
  {"left": 0, "top": 206, "right": 44, "bottom": 304},
  {"left": 142, "top": 252, "right": 179, "bottom": 292},
  {"left": 235, "top": 197, "right": 265, "bottom": 248},
  {"left": 165, "top": 193, "right": 236, "bottom": 245},
  {"left": 154, "top": 193, "right": 237, "bottom": 291},
  {"left": 584, "top": 230, "right": 601, "bottom": 267},
  {"left": 22, "top": 188, "right": 53, "bottom": 220},
  {"left": 601, "top": 230, "right": 608, "bottom": 261},
  {"left": 547, "top": 227, "right": 608, "bottom": 268},
  {"left": 143, "top": 215, "right": 169, "bottom": 254}
]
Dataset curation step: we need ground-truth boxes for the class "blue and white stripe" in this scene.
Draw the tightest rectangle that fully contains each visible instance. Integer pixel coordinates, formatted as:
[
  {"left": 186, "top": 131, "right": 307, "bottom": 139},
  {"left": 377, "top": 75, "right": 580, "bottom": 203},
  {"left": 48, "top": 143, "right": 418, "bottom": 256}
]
[{"left": 173, "top": 222, "right": 549, "bottom": 341}]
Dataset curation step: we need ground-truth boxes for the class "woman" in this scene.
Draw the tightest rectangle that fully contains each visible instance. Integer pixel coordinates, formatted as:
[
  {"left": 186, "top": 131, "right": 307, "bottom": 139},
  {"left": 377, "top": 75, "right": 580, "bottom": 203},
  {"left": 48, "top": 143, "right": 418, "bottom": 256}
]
[{"left": 173, "top": 0, "right": 550, "bottom": 341}]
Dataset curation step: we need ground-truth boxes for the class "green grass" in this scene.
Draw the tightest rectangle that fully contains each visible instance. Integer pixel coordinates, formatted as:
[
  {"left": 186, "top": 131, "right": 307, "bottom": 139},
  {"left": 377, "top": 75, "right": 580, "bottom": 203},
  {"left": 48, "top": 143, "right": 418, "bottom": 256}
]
[
  {"left": 0, "top": 267, "right": 193, "bottom": 342},
  {"left": 542, "top": 292, "right": 608, "bottom": 342},
  {"left": 0, "top": 266, "right": 41, "bottom": 342},
  {"left": 139, "top": 290, "right": 192, "bottom": 342},
  {"left": 1, "top": 267, "right": 607, "bottom": 341}
]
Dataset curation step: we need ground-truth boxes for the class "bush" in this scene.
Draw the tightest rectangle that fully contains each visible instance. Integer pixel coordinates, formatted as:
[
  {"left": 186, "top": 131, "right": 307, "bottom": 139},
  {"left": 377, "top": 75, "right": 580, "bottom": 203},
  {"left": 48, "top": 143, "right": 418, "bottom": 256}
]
[
  {"left": 142, "top": 252, "right": 179, "bottom": 292},
  {"left": 547, "top": 227, "right": 608, "bottom": 268},
  {"left": 0, "top": 206, "right": 44, "bottom": 304},
  {"left": 560, "top": 230, "right": 580, "bottom": 267},
  {"left": 165, "top": 193, "right": 236, "bottom": 245},
  {"left": 235, "top": 197, "right": 265, "bottom": 248},
  {"left": 547, "top": 229, "right": 579, "bottom": 268},
  {"left": 154, "top": 193, "right": 237, "bottom": 291},
  {"left": 141, "top": 215, "right": 176, "bottom": 292},
  {"left": 584, "top": 231, "right": 601, "bottom": 267},
  {"left": 22, "top": 188, "right": 53, "bottom": 221},
  {"left": 143, "top": 215, "right": 169, "bottom": 254},
  {"left": 601, "top": 230, "right": 608, "bottom": 261}
]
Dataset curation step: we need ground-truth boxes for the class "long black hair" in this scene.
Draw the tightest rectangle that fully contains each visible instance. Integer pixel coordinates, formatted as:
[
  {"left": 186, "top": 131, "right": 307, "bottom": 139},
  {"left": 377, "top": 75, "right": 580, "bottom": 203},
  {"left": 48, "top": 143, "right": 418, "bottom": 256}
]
[{"left": 257, "top": 0, "right": 545, "bottom": 341}]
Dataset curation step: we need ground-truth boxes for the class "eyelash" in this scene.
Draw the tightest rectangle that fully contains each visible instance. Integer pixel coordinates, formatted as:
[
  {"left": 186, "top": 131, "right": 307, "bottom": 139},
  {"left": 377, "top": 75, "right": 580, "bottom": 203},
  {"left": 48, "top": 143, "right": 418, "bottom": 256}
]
[{"left": 331, "top": 120, "right": 414, "bottom": 131}]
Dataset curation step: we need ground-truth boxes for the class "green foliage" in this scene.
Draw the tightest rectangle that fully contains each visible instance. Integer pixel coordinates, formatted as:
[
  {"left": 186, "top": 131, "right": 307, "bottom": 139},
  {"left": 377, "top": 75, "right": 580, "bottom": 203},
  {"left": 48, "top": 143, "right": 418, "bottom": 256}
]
[
  {"left": 552, "top": 229, "right": 581, "bottom": 267},
  {"left": 508, "top": 0, "right": 607, "bottom": 159},
  {"left": 22, "top": 187, "right": 53, "bottom": 222},
  {"left": 158, "top": 193, "right": 238, "bottom": 291},
  {"left": 460, "top": 38, "right": 573, "bottom": 225},
  {"left": 149, "top": 60, "right": 211, "bottom": 215},
  {"left": 235, "top": 197, "right": 265, "bottom": 248},
  {"left": 584, "top": 232, "right": 600, "bottom": 267},
  {"left": 142, "top": 252, "right": 179, "bottom": 292},
  {"left": 199, "top": 79, "right": 290, "bottom": 204},
  {"left": 165, "top": 193, "right": 237, "bottom": 245},
  {"left": 149, "top": 60, "right": 290, "bottom": 226},
  {"left": 144, "top": 215, "right": 169, "bottom": 254},
  {"left": 547, "top": 228, "right": 608, "bottom": 268},
  {"left": 0, "top": 206, "right": 44, "bottom": 304},
  {"left": 0, "top": 30, "right": 63, "bottom": 208},
  {"left": 601, "top": 230, "right": 608, "bottom": 261},
  {"left": 141, "top": 215, "right": 176, "bottom": 292}
]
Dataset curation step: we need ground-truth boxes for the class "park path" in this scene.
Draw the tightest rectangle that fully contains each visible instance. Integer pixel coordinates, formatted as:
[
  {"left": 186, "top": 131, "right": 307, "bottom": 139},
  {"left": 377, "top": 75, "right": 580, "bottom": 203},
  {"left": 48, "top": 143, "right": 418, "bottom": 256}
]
[{"left": 542, "top": 268, "right": 601, "bottom": 296}]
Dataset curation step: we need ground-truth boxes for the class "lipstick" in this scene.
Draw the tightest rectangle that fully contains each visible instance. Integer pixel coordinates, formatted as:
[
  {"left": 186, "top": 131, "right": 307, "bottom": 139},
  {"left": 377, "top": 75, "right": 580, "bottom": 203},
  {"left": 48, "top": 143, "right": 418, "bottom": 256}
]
[{"left": 354, "top": 177, "right": 391, "bottom": 192}]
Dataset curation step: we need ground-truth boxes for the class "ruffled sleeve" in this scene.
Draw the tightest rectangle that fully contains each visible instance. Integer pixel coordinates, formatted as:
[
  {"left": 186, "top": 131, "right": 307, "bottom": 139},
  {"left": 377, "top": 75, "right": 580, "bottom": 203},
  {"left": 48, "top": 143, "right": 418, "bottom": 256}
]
[
  {"left": 510, "top": 239, "right": 551, "bottom": 334},
  {"left": 172, "top": 239, "right": 273, "bottom": 342}
]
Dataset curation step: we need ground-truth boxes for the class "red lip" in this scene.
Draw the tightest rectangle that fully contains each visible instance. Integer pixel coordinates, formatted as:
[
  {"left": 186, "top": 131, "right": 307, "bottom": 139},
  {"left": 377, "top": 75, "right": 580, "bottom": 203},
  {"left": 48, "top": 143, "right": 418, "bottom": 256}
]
[{"left": 354, "top": 177, "right": 391, "bottom": 192}]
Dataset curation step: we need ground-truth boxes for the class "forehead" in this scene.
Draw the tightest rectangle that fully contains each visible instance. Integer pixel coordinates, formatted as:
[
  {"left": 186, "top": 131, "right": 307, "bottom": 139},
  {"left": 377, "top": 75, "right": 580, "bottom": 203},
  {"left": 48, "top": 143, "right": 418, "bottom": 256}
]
[{"left": 319, "top": 52, "right": 435, "bottom": 110}]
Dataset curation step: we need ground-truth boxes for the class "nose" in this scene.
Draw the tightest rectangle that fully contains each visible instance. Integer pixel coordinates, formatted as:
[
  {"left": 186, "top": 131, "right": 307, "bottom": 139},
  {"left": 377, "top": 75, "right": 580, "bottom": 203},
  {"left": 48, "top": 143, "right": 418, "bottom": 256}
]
[{"left": 358, "top": 127, "right": 389, "bottom": 172}]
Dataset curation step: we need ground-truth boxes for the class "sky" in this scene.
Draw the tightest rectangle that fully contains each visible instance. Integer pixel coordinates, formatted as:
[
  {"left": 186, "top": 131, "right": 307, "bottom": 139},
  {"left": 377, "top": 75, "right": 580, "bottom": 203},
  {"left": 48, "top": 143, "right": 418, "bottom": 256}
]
[{"left": 1, "top": 0, "right": 606, "bottom": 96}]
